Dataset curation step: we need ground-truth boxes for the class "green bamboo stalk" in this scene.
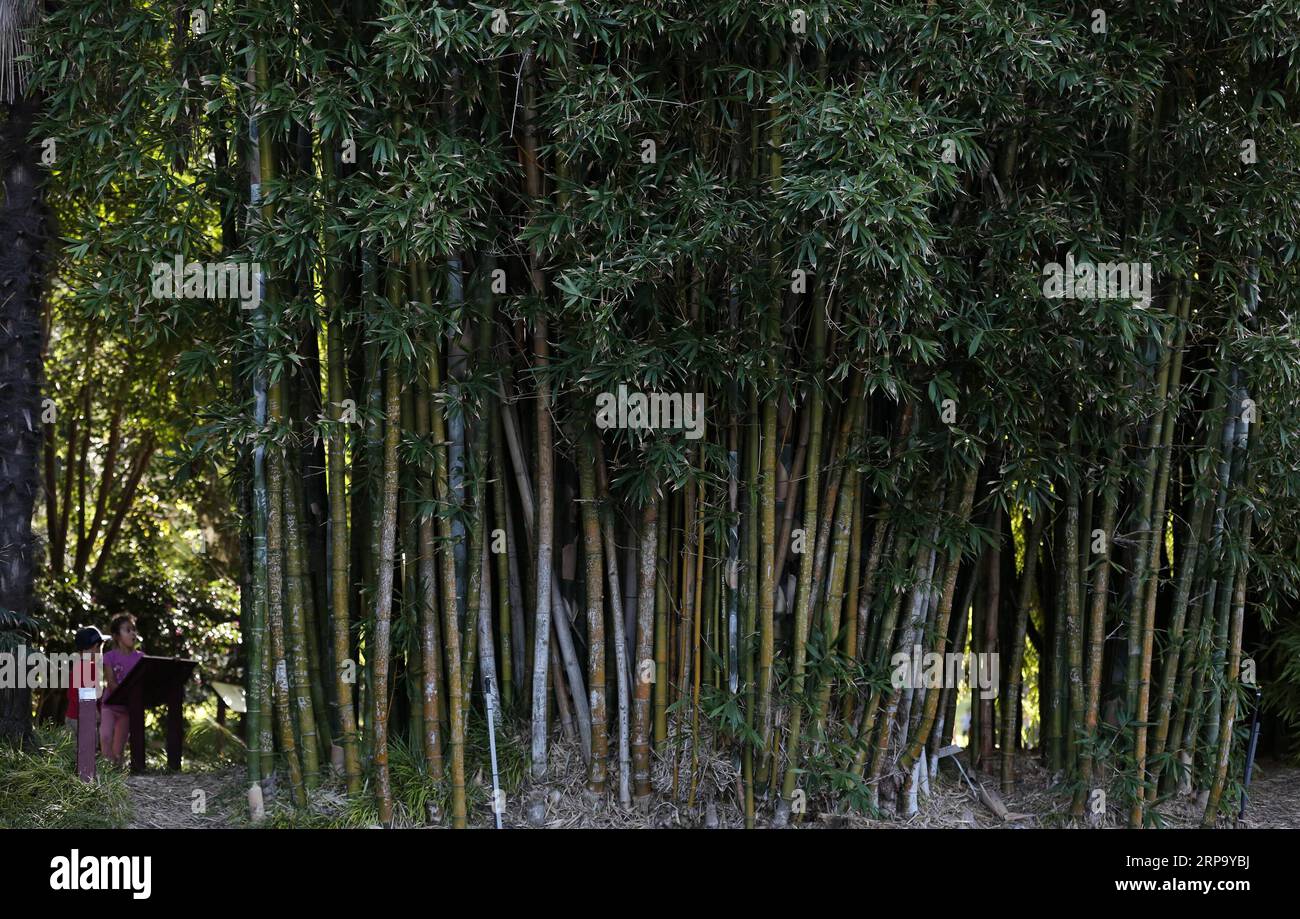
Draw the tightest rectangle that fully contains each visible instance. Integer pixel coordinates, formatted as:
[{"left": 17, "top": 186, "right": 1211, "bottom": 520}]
[
  {"left": 595, "top": 443, "right": 632, "bottom": 806},
  {"left": 1175, "top": 395, "right": 1240, "bottom": 793},
  {"left": 518, "top": 47, "right": 557, "bottom": 786},
  {"left": 411, "top": 291, "right": 444, "bottom": 780},
  {"left": 755, "top": 36, "right": 786, "bottom": 790},
  {"left": 899, "top": 461, "right": 980, "bottom": 776},
  {"left": 809, "top": 455, "right": 862, "bottom": 748},
  {"left": 975, "top": 511, "right": 1002, "bottom": 771},
  {"left": 867, "top": 537, "right": 932, "bottom": 808},
  {"left": 742, "top": 389, "right": 759, "bottom": 827},
  {"left": 1075, "top": 450, "right": 1118, "bottom": 815},
  {"left": 247, "top": 340, "right": 270, "bottom": 786},
  {"left": 687, "top": 509, "right": 710, "bottom": 808},
  {"left": 491, "top": 399, "right": 513, "bottom": 709},
  {"left": 675, "top": 456, "right": 699, "bottom": 794},
  {"left": 654, "top": 499, "right": 670, "bottom": 749},
  {"left": 1124, "top": 304, "right": 1177, "bottom": 719},
  {"left": 321, "top": 135, "right": 361, "bottom": 793},
  {"left": 265, "top": 378, "right": 306, "bottom": 807},
  {"left": 1132, "top": 290, "right": 1189, "bottom": 825},
  {"left": 579, "top": 433, "right": 607, "bottom": 794},
  {"left": 460, "top": 309, "right": 495, "bottom": 717},
  {"left": 1063, "top": 426, "right": 1084, "bottom": 785},
  {"left": 282, "top": 448, "right": 322, "bottom": 787},
  {"left": 253, "top": 38, "right": 304, "bottom": 806},
  {"left": 1001, "top": 511, "right": 1047, "bottom": 795},
  {"left": 421, "top": 265, "right": 467, "bottom": 827},
  {"left": 371, "top": 343, "right": 401, "bottom": 825},
  {"left": 1150, "top": 337, "right": 1227, "bottom": 796},
  {"left": 1047, "top": 509, "right": 1067, "bottom": 775},
  {"left": 401, "top": 387, "right": 423, "bottom": 758},
  {"left": 245, "top": 467, "right": 267, "bottom": 786},
  {"left": 632, "top": 498, "right": 660, "bottom": 806},
  {"left": 1201, "top": 499, "right": 1253, "bottom": 826},
  {"left": 775, "top": 281, "right": 828, "bottom": 825},
  {"left": 1165, "top": 490, "right": 1216, "bottom": 794},
  {"left": 1198, "top": 380, "right": 1250, "bottom": 793},
  {"left": 852, "top": 571, "right": 907, "bottom": 782}
]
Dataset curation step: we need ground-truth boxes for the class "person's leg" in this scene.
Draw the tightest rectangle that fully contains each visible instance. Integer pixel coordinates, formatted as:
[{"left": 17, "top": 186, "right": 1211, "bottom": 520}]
[
  {"left": 111, "top": 707, "right": 131, "bottom": 764},
  {"left": 99, "top": 706, "right": 116, "bottom": 761},
  {"left": 101, "top": 706, "right": 127, "bottom": 764}
]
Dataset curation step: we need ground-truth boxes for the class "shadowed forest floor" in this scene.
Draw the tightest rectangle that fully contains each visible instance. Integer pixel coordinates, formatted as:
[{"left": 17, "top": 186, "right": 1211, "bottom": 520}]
[
  {"left": 117, "top": 748, "right": 1300, "bottom": 829},
  {"left": 840, "top": 757, "right": 1300, "bottom": 830},
  {"left": 126, "top": 767, "right": 245, "bottom": 829}
]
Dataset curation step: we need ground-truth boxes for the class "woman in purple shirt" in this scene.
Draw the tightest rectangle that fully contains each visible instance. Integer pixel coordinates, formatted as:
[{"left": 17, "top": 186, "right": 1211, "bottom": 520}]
[{"left": 101, "top": 613, "right": 142, "bottom": 765}]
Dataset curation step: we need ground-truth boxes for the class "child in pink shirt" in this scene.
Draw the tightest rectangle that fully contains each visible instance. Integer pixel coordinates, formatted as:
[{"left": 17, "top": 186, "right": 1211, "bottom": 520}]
[{"left": 101, "top": 614, "right": 143, "bottom": 765}]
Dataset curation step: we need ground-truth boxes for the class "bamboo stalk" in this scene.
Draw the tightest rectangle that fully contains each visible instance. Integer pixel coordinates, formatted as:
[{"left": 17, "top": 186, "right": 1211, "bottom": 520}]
[
  {"left": 419, "top": 266, "right": 467, "bottom": 827},
  {"left": 1201, "top": 496, "right": 1253, "bottom": 826},
  {"left": 491, "top": 399, "right": 514, "bottom": 709},
  {"left": 460, "top": 309, "right": 495, "bottom": 718},
  {"left": 899, "top": 461, "right": 980, "bottom": 776},
  {"left": 1124, "top": 299, "right": 1177, "bottom": 720},
  {"left": 282, "top": 448, "right": 323, "bottom": 786},
  {"left": 775, "top": 281, "right": 828, "bottom": 824},
  {"left": 579, "top": 434, "right": 607, "bottom": 794},
  {"left": 321, "top": 138, "right": 361, "bottom": 791},
  {"left": 1131, "top": 289, "right": 1188, "bottom": 826},
  {"left": 1063, "top": 425, "right": 1084, "bottom": 787},
  {"left": 412, "top": 303, "right": 444, "bottom": 781},
  {"left": 265, "top": 378, "right": 306, "bottom": 807},
  {"left": 1001, "top": 511, "right": 1047, "bottom": 795},
  {"left": 632, "top": 499, "right": 660, "bottom": 806},
  {"left": 370, "top": 351, "right": 401, "bottom": 825},
  {"left": 595, "top": 442, "right": 633, "bottom": 806}
]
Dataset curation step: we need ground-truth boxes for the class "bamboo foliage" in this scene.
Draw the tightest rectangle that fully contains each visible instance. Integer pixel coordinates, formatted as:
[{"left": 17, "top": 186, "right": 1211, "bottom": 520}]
[{"left": 29, "top": 0, "right": 1300, "bottom": 831}]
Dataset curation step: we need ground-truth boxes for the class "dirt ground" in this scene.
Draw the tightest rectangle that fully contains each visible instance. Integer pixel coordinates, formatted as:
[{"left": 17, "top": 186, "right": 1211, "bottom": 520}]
[
  {"left": 126, "top": 767, "right": 246, "bottom": 829},
  {"left": 120, "top": 749, "right": 1300, "bottom": 829}
]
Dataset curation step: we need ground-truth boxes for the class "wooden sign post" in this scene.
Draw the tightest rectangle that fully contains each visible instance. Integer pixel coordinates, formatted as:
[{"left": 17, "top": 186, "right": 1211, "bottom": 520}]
[
  {"left": 76, "top": 686, "right": 98, "bottom": 782},
  {"left": 104, "top": 655, "right": 198, "bottom": 773}
]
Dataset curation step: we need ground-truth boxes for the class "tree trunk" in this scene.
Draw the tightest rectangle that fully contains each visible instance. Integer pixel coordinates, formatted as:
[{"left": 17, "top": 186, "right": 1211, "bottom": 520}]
[{"left": 0, "top": 87, "right": 45, "bottom": 747}]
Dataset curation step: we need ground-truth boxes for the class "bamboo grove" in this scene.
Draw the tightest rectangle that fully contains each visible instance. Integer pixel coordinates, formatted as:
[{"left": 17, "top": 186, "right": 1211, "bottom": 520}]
[{"left": 31, "top": 1, "right": 1300, "bottom": 827}]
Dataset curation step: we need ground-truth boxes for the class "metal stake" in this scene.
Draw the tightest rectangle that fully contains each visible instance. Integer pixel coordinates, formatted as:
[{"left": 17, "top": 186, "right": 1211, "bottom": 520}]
[{"left": 485, "top": 675, "right": 503, "bottom": 829}]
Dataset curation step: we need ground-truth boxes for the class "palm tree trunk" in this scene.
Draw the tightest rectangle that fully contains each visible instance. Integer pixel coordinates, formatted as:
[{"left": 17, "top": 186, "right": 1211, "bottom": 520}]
[{"left": 0, "top": 73, "right": 44, "bottom": 746}]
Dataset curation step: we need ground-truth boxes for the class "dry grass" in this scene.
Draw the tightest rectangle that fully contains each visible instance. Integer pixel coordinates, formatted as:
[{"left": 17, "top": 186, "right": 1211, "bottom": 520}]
[
  {"left": 480, "top": 720, "right": 750, "bottom": 828},
  {"left": 116, "top": 729, "right": 1300, "bottom": 830},
  {"left": 127, "top": 767, "right": 244, "bottom": 829}
]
